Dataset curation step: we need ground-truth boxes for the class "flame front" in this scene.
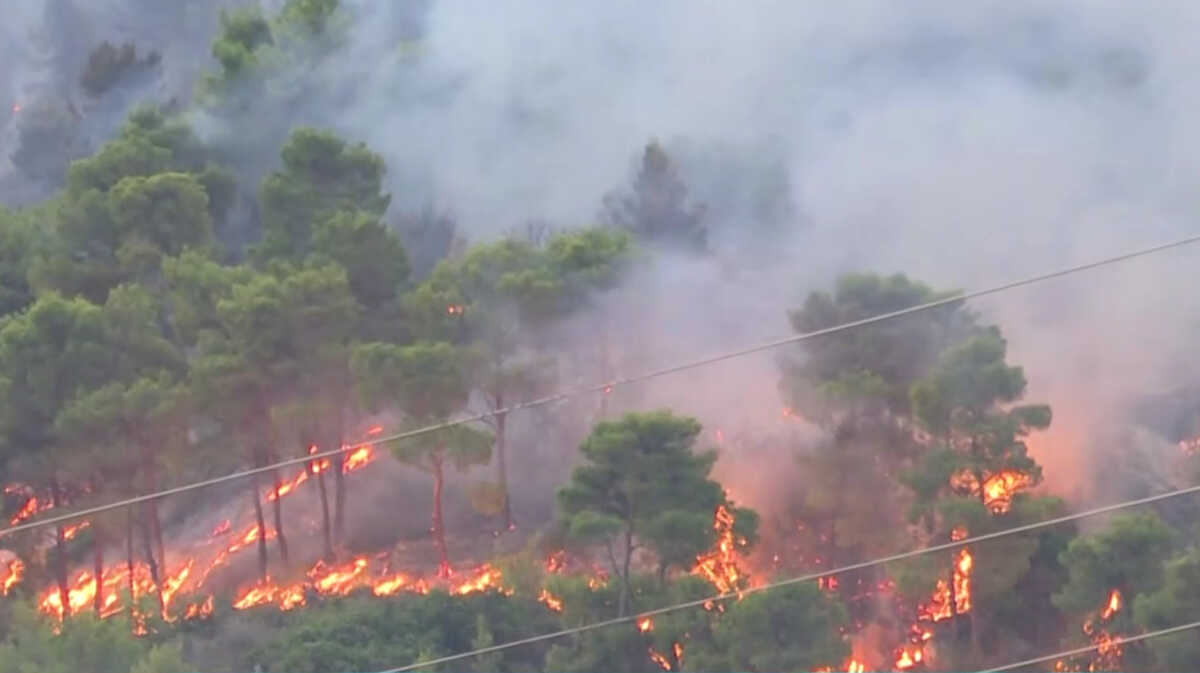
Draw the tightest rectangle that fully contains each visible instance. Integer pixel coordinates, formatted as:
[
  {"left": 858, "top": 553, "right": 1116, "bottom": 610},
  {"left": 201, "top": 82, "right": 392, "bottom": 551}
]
[{"left": 949, "top": 469, "right": 1034, "bottom": 514}]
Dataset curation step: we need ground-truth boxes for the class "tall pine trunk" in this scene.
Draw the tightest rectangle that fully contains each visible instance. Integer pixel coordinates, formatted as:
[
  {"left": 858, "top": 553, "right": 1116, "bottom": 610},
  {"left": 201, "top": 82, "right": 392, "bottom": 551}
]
[
  {"left": 432, "top": 449, "right": 451, "bottom": 578},
  {"left": 495, "top": 404, "right": 513, "bottom": 531},
  {"left": 618, "top": 524, "right": 634, "bottom": 617},
  {"left": 270, "top": 465, "right": 290, "bottom": 566},
  {"left": 333, "top": 451, "right": 346, "bottom": 545},
  {"left": 139, "top": 511, "right": 165, "bottom": 618},
  {"left": 309, "top": 445, "right": 334, "bottom": 561},
  {"left": 248, "top": 473, "right": 269, "bottom": 581},
  {"left": 49, "top": 480, "right": 69, "bottom": 619},
  {"left": 92, "top": 528, "right": 104, "bottom": 615}
]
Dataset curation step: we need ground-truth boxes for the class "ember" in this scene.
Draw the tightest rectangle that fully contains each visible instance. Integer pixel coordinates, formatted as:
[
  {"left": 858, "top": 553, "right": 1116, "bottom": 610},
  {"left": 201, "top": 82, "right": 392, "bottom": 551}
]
[{"left": 637, "top": 616, "right": 654, "bottom": 632}]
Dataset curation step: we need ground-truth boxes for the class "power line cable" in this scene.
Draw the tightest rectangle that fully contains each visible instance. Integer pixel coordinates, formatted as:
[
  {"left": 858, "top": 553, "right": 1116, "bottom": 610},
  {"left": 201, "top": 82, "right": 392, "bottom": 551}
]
[
  {"left": 2, "top": 231, "right": 1199, "bottom": 540},
  {"left": 981, "top": 619, "right": 1200, "bottom": 672},
  {"left": 378, "top": 482, "right": 1200, "bottom": 672}
]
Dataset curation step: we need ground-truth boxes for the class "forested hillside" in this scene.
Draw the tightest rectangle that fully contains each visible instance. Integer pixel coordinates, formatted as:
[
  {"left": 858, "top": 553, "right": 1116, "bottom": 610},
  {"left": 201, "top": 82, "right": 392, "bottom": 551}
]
[{"left": 2, "top": 2, "right": 1200, "bottom": 672}]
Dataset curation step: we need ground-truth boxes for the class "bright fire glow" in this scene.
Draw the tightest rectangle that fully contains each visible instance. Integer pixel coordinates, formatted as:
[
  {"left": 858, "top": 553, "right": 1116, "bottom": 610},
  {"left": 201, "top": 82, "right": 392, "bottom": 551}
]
[
  {"left": 637, "top": 617, "right": 653, "bottom": 632},
  {"left": 1, "top": 558, "right": 24, "bottom": 595},
  {"left": 538, "top": 588, "right": 564, "bottom": 612},
  {"left": 692, "top": 504, "right": 749, "bottom": 595}
]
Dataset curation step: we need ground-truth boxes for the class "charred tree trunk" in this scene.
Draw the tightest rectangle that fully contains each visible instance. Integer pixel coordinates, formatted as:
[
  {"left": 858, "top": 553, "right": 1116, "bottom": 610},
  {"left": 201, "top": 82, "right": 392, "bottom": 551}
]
[
  {"left": 495, "top": 403, "right": 514, "bottom": 532},
  {"left": 333, "top": 450, "right": 346, "bottom": 546},
  {"left": 149, "top": 501, "right": 167, "bottom": 574},
  {"left": 309, "top": 445, "right": 335, "bottom": 562},
  {"left": 270, "top": 465, "right": 290, "bottom": 566},
  {"left": 93, "top": 527, "right": 104, "bottom": 616},
  {"left": 248, "top": 472, "right": 269, "bottom": 581},
  {"left": 432, "top": 449, "right": 451, "bottom": 578},
  {"left": 618, "top": 524, "right": 634, "bottom": 618},
  {"left": 139, "top": 510, "right": 165, "bottom": 618},
  {"left": 49, "top": 480, "right": 70, "bottom": 619}
]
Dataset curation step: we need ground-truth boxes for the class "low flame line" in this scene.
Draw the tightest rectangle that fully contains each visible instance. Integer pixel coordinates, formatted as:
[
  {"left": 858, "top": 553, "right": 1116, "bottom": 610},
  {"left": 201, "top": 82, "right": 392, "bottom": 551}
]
[
  {"left": 377, "top": 480, "right": 1200, "bottom": 672},
  {"left": 10, "top": 234, "right": 1200, "bottom": 541}
]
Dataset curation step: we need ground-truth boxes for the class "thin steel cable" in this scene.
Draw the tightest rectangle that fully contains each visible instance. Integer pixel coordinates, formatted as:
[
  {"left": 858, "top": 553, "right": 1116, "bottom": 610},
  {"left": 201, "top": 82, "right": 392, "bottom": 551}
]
[
  {"left": 3, "top": 231, "right": 1199, "bottom": 540},
  {"left": 981, "top": 619, "right": 1200, "bottom": 672},
  {"left": 378, "top": 482, "right": 1200, "bottom": 672}
]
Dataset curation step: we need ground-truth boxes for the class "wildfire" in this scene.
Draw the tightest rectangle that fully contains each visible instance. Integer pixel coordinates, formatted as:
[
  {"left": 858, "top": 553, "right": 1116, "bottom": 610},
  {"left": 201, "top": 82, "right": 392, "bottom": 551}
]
[
  {"left": 637, "top": 617, "right": 654, "bottom": 632},
  {"left": 232, "top": 559, "right": 504, "bottom": 612},
  {"left": 896, "top": 647, "right": 923, "bottom": 670},
  {"left": 691, "top": 504, "right": 749, "bottom": 595},
  {"left": 309, "top": 557, "right": 369, "bottom": 595},
  {"left": 8, "top": 495, "right": 50, "bottom": 525},
  {"left": 949, "top": 469, "right": 1034, "bottom": 514},
  {"left": 538, "top": 588, "right": 564, "bottom": 612},
  {"left": 648, "top": 647, "right": 672, "bottom": 671},
  {"left": 1, "top": 558, "right": 24, "bottom": 595},
  {"left": 546, "top": 550, "right": 566, "bottom": 573},
  {"left": 1100, "top": 589, "right": 1121, "bottom": 621},
  {"left": 60, "top": 520, "right": 91, "bottom": 541},
  {"left": 210, "top": 519, "right": 232, "bottom": 537},
  {"left": 183, "top": 595, "right": 214, "bottom": 620}
]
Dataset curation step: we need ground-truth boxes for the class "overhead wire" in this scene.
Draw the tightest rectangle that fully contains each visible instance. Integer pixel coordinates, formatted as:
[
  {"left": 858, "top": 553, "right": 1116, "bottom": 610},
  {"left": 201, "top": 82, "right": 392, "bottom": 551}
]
[
  {"left": 378, "top": 481, "right": 1200, "bottom": 672},
  {"left": 4, "top": 232, "right": 1200, "bottom": 540},
  {"left": 981, "top": 619, "right": 1200, "bottom": 672}
]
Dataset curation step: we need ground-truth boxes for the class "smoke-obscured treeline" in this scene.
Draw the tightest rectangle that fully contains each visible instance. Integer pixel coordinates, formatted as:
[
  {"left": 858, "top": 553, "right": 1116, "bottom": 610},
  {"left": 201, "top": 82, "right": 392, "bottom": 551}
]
[{"left": 2, "top": 1, "right": 1200, "bottom": 672}]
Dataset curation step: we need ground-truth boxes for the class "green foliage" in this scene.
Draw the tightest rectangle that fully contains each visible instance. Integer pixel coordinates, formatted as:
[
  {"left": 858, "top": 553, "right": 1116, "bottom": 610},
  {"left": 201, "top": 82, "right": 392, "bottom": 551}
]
[
  {"left": 1053, "top": 512, "right": 1174, "bottom": 617},
  {"left": 31, "top": 108, "right": 232, "bottom": 302},
  {"left": 0, "top": 207, "right": 40, "bottom": 316},
  {"left": 247, "top": 591, "right": 556, "bottom": 673},
  {"left": 784, "top": 272, "right": 974, "bottom": 417},
  {"left": 254, "top": 128, "right": 391, "bottom": 265},
  {"left": 1134, "top": 548, "right": 1200, "bottom": 670},
  {"left": 558, "top": 411, "right": 751, "bottom": 615},
  {"left": 311, "top": 210, "right": 410, "bottom": 311},
  {"left": 685, "top": 583, "right": 849, "bottom": 672},
  {"left": 0, "top": 604, "right": 161, "bottom": 673}
]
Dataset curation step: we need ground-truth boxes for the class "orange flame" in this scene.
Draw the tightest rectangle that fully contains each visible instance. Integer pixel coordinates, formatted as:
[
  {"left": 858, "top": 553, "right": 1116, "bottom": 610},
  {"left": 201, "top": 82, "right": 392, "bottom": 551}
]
[
  {"left": 1, "top": 558, "right": 24, "bottom": 595},
  {"left": 546, "top": 550, "right": 566, "bottom": 574},
  {"left": 637, "top": 617, "right": 653, "bottom": 632},
  {"left": 61, "top": 520, "right": 90, "bottom": 541},
  {"left": 309, "top": 557, "right": 369, "bottom": 595},
  {"left": 950, "top": 469, "right": 1034, "bottom": 514},
  {"left": 210, "top": 519, "right": 232, "bottom": 537},
  {"left": 539, "top": 588, "right": 564, "bottom": 612},
  {"left": 648, "top": 647, "right": 672, "bottom": 670},
  {"left": 692, "top": 504, "right": 749, "bottom": 595},
  {"left": 183, "top": 595, "right": 214, "bottom": 620},
  {"left": 896, "top": 646, "right": 923, "bottom": 670},
  {"left": 1100, "top": 589, "right": 1121, "bottom": 621}
]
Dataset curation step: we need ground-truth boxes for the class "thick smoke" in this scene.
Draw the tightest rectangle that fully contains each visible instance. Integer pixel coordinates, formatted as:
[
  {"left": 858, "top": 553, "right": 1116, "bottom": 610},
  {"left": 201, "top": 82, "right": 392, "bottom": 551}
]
[{"left": 7, "top": 0, "right": 1200, "bottom": 524}]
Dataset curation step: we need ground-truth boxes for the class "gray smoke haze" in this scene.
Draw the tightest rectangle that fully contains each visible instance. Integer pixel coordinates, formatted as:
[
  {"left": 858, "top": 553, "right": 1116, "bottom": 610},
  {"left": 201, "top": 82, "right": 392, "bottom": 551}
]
[{"left": 7, "top": 0, "right": 1200, "bottom": 515}]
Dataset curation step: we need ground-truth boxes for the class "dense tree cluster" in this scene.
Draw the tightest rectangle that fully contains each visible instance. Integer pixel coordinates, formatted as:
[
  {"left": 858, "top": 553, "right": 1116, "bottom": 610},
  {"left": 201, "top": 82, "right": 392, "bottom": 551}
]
[{"left": 1, "top": 1, "right": 1198, "bottom": 672}]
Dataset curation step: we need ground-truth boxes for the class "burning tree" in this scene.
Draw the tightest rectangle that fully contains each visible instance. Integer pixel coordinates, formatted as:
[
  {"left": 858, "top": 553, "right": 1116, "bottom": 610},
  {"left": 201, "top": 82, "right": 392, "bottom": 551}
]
[
  {"left": 900, "top": 327, "right": 1055, "bottom": 663},
  {"left": 0, "top": 289, "right": 181, "bottom": 613},
  {"left": 1052, "top": 512, "right": 1174, "bottom": 671},
  {"left": 556, "top": 411, "right": 756, "bottom": 617},
  {"left": 351, "top": 341, "right": 492, "bottom": 578},
  {"left": 780, "top": 273, "right": 976, "bottom": 613}
]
